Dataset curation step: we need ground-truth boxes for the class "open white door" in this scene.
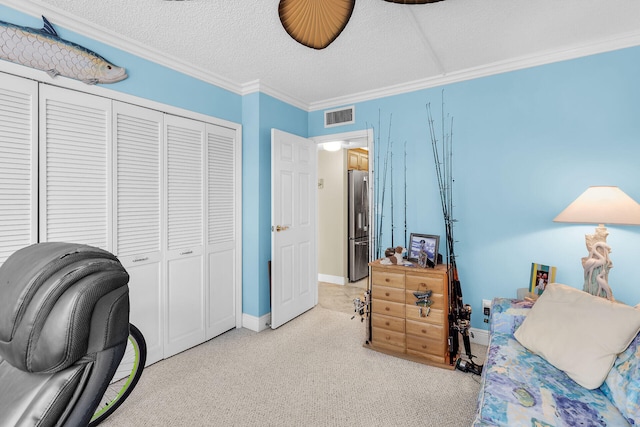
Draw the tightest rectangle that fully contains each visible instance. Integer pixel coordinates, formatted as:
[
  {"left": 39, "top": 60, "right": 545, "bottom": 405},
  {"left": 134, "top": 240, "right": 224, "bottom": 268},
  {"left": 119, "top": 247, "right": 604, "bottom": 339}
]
[{"left": 271, "top": 129, "right": 317, "bottom": 329}]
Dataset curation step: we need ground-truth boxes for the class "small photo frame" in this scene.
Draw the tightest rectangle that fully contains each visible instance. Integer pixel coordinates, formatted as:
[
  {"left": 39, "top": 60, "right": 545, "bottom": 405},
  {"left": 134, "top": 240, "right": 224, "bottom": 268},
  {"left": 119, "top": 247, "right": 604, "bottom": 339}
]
[
  {"left": 529, "top": 263, "right": 557, "bottom": 296},
  {"left": 408, "top": 233, "right": 439, "bottom": 267}
]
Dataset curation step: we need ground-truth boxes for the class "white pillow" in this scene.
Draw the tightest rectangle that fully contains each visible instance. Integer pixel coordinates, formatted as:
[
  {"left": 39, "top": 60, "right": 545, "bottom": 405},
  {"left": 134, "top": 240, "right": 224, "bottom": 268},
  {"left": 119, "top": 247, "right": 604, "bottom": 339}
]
[{"left": 514, "top": 283, "right": 640, "bottom": 390}]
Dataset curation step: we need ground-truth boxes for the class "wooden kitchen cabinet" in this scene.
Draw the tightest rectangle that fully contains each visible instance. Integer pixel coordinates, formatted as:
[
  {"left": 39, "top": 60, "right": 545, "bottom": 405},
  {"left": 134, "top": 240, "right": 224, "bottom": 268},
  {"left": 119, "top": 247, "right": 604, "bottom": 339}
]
[
  {"left": 347, "top": 148, "right": 368, "bottom": 171},
  {"left": 368, "top": 259, "right": 454, "bottom": 369}
]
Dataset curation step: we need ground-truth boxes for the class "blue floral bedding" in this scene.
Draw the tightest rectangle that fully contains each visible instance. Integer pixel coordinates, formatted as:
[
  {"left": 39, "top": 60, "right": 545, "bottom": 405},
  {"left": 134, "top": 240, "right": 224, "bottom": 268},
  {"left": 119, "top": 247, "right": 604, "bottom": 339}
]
[
  {"left": 601, "top": 332, "right": 640, "bottom": 424},
  {"left": 473, "top": 298, "right": 632, "bottom": 427}
]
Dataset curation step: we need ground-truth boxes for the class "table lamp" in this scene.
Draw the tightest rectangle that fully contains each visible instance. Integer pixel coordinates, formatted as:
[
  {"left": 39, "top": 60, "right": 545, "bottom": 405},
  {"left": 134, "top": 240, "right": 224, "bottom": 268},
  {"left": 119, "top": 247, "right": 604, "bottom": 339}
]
[{"left": 554, "top": 186, "right": 640, "bottom": 300}]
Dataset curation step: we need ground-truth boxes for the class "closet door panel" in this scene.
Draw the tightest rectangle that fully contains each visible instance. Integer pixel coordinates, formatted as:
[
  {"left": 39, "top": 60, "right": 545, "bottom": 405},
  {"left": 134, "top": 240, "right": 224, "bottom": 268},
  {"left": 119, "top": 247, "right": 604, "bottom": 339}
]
[
  {"left": 0, "top": 74, "right": 37, "bottom": 267},
  {"left": 206, "top": 125, "right": 238, "bottom": 339},
  {"left": 164, "top": 114, "right": 205, "bottom": 358},
  {"left": 39, "top": 85, "right": 112, "bottom": 249},
  {"left": 113, "top": 101, "right": 164, "bottom": 366}
]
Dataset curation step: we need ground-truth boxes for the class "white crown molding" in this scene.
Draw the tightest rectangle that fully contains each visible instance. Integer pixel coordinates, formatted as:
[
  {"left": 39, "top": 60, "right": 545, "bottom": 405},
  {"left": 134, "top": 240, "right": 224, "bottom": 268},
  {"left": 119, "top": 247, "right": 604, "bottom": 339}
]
[
  {"left": 10, "top": 1, "right": 640, "bottom": 114},
  {"left": 309, "top": 29, "right": 640, "bottom": 112},
  {"left": 241, "top": 80, "right": 308, "bottom": 111},
  {"left": 11, "top": 0, "right": 243, "bottom": 95}
]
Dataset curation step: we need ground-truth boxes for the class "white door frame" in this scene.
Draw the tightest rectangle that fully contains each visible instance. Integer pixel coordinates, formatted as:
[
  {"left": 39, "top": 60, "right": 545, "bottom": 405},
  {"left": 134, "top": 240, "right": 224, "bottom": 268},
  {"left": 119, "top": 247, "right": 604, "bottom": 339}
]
[{"left": 311, "top": 128, "right": 374, "bottom": 285}]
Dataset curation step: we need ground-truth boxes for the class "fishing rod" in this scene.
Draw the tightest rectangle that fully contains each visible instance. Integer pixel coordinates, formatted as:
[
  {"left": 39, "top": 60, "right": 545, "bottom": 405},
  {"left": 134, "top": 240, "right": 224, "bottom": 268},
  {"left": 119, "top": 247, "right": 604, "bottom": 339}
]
[
  {"left": 377, "top": 114, "right": 392, "bottom": 257},
  {"left": 390, "top": 144, "right": 394, "bottom": 247},
  {"left": 373, "top": 115, "right": 380, "bottom": 258},
  {"left": 375, "top": 112, "right": 382, "bottom": 258},
  {"left": 403, "top": 141, "right": 407, "bottom": 249},
  {"left": 426, "top": 98, "right": 481, "bottom": 374}
]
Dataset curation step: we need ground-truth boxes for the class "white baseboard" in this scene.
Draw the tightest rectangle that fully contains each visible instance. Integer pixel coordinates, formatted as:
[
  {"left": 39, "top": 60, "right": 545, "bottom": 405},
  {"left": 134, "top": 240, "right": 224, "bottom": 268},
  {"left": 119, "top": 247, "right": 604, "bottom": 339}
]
[
  {"left": 242, "top": 312, "right": 271, "bottom": 332},
  {"left": 318, "top": 274, "right": 345, "bottom": 285},
  {"left": 470, "top": 327, "right": 489, "bottom": 347}
]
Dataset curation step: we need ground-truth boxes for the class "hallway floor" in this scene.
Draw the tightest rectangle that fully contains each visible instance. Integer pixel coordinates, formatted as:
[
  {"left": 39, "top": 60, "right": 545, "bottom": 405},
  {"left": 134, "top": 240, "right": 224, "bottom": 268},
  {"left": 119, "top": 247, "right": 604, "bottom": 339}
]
[{"left": 318, "top": 278, "right": 368, "bottom": 316}]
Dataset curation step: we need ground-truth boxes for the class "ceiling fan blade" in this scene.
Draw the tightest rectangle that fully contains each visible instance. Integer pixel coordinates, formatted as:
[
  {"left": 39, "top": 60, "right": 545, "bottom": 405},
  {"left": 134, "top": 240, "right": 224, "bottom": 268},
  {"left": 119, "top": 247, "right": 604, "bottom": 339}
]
[
  {"left": 383, "top": 0, "right": 445, "bottom": 3},
  {"left": 279, "top": 0, "right": 355, "bottom": 50}
]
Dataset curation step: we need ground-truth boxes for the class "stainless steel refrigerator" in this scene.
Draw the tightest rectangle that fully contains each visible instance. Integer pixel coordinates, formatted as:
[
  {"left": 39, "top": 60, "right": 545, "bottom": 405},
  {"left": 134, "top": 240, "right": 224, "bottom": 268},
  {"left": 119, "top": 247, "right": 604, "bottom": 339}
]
[{"left": 348, "top": 170, "right": 369, "bottom": 282}]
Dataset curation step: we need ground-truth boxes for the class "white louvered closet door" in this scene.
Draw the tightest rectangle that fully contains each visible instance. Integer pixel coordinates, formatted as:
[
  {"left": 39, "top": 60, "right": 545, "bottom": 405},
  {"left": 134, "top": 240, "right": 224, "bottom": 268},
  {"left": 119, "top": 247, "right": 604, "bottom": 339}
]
[
  {"left": 0, "top": 74, "right": 38, "bottom": 267},
  {"left": 205, "top": 124, "right": 238, "bottom": 340},
  {"left": 39, "top": 85, "right": 112, "bottom": 249},
  {"left": 164, "top": 114, "right": 206, "bottom": 358},
  {"left": 113, "top": 101, "right": 164, "bottom": 366}
]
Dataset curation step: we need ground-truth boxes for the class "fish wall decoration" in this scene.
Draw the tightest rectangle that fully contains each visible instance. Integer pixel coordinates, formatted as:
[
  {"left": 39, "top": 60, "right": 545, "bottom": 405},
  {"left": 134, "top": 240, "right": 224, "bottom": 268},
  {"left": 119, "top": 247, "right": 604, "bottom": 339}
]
[{"left": 0, "top": 16, "right": 127, "bottom": 84}]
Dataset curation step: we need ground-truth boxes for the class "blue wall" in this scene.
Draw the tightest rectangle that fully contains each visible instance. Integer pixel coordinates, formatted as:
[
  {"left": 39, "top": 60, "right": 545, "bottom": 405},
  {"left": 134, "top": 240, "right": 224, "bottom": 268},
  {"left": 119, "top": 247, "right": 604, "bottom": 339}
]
[
  {"left": 310, "top": 47, "right": 640, "bottom": 329},
  {"left": 241, "top": 93, "right": 308, "bottom": 318}
]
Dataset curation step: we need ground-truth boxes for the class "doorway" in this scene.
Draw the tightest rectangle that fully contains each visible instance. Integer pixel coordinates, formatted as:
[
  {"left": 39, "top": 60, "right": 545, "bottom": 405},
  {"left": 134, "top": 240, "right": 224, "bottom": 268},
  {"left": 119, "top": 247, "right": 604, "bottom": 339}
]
[{"left": 312, "top": 129, "right": 373, "bottom": 313}]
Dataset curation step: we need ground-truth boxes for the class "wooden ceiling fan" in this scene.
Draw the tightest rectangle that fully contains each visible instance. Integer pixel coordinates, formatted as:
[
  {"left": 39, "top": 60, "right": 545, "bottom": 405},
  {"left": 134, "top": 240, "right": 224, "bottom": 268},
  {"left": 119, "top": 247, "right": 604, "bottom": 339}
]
[{"left": 278, "top": 0, "right": 443, "bottom": 50}]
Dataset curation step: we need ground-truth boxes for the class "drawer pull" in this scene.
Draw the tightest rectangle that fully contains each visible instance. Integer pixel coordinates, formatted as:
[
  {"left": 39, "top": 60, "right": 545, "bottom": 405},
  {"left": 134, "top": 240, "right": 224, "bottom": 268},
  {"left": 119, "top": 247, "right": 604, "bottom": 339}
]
[
  {"left": 385, "top": 321, "right": 390, "bottom": 326},
  {"left": 385, "top": 307, "right": 390, "bottom": 311},
  {"left": 421, "top": 329, "right": 427, "bottom": 334},
  {"left": 385, "top": 292, "right": 390, "bottom": 297},
  {"left": 421, "top": 344, "right": 427, "bottom": 349},
  {"left": 385, "top": 278, "right": 390, "bottom": 282},
  {"left": 385, "top": 335, "right": 391, "bottom": 340}
]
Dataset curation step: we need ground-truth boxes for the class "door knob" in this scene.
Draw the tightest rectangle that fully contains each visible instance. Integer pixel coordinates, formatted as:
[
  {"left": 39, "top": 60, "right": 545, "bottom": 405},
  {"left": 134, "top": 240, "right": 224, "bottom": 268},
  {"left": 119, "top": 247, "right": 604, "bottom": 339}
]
[{"left": 275, "top": 225, "right": 289, "bottom": 232}]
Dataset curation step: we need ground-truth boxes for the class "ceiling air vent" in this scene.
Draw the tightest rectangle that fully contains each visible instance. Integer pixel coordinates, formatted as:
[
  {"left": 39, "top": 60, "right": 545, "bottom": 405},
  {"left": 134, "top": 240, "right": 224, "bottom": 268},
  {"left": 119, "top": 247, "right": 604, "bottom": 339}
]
[{"left": 324, "top": 106, "right": 355, "bottom": 128}]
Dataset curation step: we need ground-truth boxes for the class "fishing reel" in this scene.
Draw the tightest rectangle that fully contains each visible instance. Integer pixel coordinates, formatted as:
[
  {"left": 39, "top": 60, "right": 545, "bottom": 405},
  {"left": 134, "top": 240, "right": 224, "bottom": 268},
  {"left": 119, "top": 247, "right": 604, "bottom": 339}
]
[
  {"left": 452, "top": 303, "right": 484, "bottom": 375},
  {"left": 456, "top": 357, "right": 483, "bottom": 376},
  {"left": 454, "top": 303, "right": 472, "bottom": 323},
  {"left": 351, "top": 290, "right": 370, "bottom": 322}
]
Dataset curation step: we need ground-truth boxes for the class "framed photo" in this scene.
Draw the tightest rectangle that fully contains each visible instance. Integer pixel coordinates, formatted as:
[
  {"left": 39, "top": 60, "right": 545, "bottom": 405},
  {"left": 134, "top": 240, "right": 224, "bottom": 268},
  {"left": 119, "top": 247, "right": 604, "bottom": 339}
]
[
  {"left": 529, "top": 263, "right": 557, "bottom": 296},
  {"left": 408, "top": 233, "right": 439, "bottom": 267}
]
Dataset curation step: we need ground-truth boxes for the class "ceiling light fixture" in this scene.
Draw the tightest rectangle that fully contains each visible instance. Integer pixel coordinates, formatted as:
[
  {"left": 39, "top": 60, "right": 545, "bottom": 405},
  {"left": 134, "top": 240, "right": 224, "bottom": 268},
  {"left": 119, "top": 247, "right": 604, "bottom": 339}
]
[
  {"left": 322, "top": 141, "right": 343, "bottom": 151},
  {"left": 383, "top": 0, "right": 445, "bottom": 3},
  {"left": 278, "top": 0, "right": 444, "bottom": 49},
  {"left": 278, "top": 0, "right": 355, "bottom": 50}
]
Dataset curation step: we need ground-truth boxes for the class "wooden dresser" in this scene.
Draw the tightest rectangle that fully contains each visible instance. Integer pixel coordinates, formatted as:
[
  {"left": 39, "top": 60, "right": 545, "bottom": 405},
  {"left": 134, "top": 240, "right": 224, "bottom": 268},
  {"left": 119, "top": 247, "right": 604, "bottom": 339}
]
[{"left": 368, "top": 259, "right": 453, "bottom": 369}]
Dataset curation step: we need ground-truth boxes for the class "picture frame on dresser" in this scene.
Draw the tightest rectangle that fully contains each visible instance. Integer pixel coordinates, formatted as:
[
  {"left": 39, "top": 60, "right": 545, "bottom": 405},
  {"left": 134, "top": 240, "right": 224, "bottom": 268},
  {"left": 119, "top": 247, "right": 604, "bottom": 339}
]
[{"left": 408, "top": 233, "right": 439, "bottom": 267}]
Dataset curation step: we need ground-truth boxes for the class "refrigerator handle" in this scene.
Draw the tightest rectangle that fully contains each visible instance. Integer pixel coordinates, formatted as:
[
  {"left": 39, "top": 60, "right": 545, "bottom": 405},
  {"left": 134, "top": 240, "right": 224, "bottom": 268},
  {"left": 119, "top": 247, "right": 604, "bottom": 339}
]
[{"left": 362, "top": 178, "right": 368, "bottom": 231}]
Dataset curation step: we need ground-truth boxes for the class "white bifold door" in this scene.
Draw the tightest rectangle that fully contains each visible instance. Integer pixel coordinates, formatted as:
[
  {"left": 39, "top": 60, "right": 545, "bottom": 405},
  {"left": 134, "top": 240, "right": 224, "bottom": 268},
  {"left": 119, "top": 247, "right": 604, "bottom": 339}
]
[
  {"left": 0, "top": 74, "right": 37, "bottom": 267},
  {"left": 39, "top": 85, "right": 112, "bottom": 248},
  {"left": 113, "top": 101, "right": 164, "bottom": 365},
  {"left": 205, "top": 125, "right": 238, "bottom": 340},
  {"left": 164, "top": 115, "right": 206, "bottom": 357},
  {"left": 34, "top": 82, "right": 240, "bottom": 365}
]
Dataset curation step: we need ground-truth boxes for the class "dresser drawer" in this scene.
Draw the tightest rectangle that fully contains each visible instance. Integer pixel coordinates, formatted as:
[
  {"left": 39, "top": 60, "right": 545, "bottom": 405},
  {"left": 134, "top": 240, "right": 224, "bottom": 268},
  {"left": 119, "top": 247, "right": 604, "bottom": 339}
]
[
  {"left": 405, "top": 305, "right": 445, "bottom": 325},
  {"left": 406, "top": 334, "right": 447, "bottom": 358},
  {"left": 406, "top": 319, "right": 445, "bottom": 341},
  {"left": 372, "top": 313, "right": 405, "bottom": 333},
  {"left": 372, "top": 285, "right": 404, "bottom": 303},
  {"left": 371, "top": 270, "right": 405, "bottom": 289},
  {"left": 372, "top": 299, "right": 405, "bottom": 318},
  {"left": 405, "top": 290, "right": 445, "bottom": 308},
  {"left": 405, "top": 273, "right": 444, "bottom": 294},
  {"left": 372, "top": 327, "right": 405, "bottom": 350}
]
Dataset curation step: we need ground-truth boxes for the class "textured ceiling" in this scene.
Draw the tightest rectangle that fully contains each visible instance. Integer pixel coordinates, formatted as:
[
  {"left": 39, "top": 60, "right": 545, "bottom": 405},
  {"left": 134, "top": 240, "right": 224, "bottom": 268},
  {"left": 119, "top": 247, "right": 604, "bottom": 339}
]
[{"left": 20, "top": 0, "right": 640, "bottom": 109}]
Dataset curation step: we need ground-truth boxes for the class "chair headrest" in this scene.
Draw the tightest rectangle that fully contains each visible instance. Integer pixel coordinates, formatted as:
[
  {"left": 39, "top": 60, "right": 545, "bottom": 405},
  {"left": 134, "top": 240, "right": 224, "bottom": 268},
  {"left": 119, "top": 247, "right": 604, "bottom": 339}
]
[{"left": 0, "top": 243, "right": 129, "bottom": 373}]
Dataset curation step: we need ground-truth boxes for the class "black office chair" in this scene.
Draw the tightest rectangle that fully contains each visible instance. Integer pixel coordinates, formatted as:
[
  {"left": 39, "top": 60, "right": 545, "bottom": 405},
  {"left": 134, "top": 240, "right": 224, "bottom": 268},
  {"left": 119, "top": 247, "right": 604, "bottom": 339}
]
[{"left": 0, "top": 243, "right": 130, "bottom": 427}]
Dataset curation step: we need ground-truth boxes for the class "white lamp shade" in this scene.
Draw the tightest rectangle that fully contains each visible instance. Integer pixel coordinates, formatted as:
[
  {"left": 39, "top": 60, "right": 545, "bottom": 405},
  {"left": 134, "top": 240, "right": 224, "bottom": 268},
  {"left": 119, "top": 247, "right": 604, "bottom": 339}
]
[{"left": 554, "top": 186, "right": 640, "bottom": 226}]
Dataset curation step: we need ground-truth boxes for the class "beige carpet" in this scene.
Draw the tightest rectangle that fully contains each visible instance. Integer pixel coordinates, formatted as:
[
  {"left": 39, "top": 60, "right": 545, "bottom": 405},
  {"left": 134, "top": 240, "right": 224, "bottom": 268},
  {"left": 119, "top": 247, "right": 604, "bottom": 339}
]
[{"left": 100, "top": 306, "right": 482, "bottom": 426}]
